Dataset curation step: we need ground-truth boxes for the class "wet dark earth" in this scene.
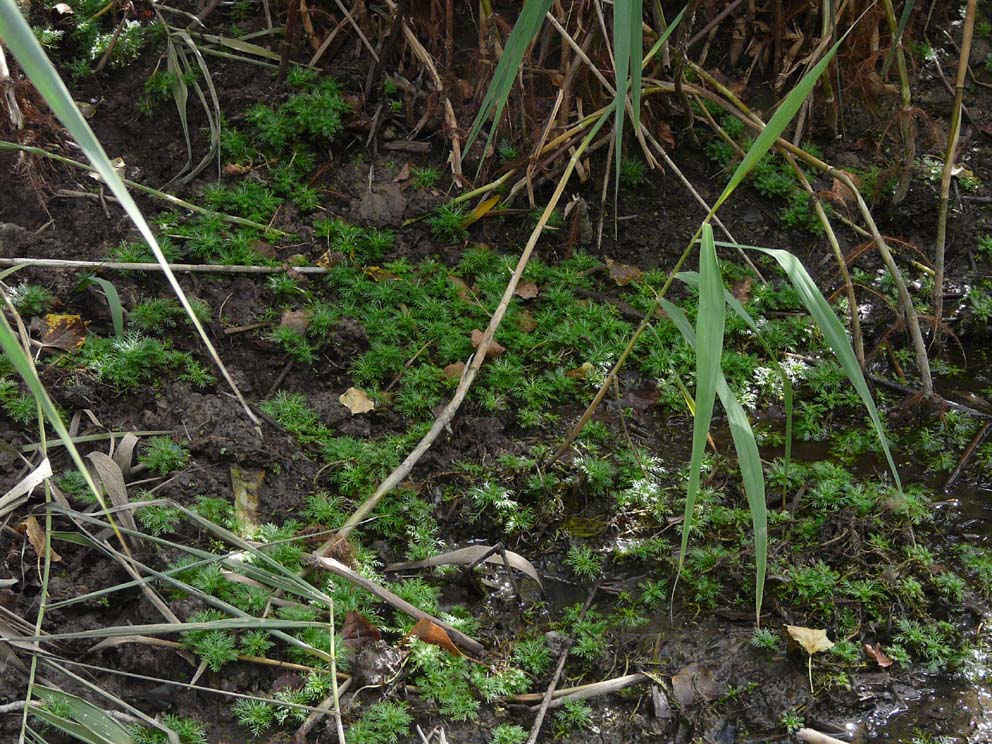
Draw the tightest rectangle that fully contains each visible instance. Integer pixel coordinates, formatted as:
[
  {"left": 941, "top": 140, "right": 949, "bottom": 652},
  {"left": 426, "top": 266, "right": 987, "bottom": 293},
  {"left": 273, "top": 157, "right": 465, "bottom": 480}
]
[{"left": 3, "top": 3, "right": 992, "bottom": 743}]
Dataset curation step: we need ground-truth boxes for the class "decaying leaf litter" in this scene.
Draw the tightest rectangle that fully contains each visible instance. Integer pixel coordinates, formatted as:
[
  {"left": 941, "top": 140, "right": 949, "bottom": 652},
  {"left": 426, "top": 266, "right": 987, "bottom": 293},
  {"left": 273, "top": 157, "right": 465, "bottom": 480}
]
[{"left": 1, "top": 0, "right": 992, "bottom": 742}]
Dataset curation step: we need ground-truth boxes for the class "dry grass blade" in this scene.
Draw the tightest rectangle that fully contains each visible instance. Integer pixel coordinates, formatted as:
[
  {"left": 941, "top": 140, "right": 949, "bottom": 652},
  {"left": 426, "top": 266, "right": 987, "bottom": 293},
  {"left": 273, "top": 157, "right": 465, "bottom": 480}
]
[{"left": 385, "top": 545, "right": 544, "bottom": 589}]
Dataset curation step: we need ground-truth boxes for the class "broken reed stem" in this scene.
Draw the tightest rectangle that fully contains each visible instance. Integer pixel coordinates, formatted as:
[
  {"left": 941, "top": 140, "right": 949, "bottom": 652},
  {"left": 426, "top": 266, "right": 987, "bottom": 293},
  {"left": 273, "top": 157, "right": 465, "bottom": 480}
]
[
  {"left": 880, "top": 0, "right": 915, "bottom": 205},
  {"left": 0, "top": 140, "right": 285, "bottom": 235},
  {"left": 934, "top": 0, "right": 976, "bottom": 350},
  {"left": 0, "top": 257, "right": 328, "bottom": 274}
]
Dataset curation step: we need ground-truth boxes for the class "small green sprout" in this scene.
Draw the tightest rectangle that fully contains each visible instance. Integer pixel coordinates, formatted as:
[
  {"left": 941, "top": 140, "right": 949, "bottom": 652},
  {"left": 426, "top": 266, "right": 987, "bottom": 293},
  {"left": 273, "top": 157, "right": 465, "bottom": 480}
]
[
  {"left": 139, "top": 437, "right": 189, "bottom": 476},
  {"left": 411, "top": 166, "right": 440, "bottom": 189}
]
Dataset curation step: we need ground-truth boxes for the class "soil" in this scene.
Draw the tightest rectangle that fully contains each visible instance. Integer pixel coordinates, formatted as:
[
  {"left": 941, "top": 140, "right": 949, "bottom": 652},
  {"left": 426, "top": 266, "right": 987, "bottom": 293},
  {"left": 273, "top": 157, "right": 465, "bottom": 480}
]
[{"left": 2, "top": 3, "right": 992, "bottom": 744}]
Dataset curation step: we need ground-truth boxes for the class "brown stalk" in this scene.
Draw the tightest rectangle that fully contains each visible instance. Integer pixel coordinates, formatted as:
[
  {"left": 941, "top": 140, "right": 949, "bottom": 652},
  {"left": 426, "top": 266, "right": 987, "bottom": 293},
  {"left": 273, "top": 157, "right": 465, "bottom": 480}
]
[{"left": 933, "top": 0, "right": 976, "bottom": 349}]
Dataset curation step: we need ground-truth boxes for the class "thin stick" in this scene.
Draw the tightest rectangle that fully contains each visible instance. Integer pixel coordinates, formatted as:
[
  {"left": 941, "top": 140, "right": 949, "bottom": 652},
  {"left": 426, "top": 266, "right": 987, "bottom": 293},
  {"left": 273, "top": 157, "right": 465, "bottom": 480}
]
[
  {"left": 525, "top": 586, "right": 596, "bottom": 744},
  {"left": 945, "top": 419, "right": 991, "bottom": 490},
  {"left": 868, "top": 374, "right": 990, "bottom": 418},
  {"left": 526, "top": 641, "right": 570, "bottom": 744},
  {"left": 933, "top": 0, "right": 976, "bottom": 349}
]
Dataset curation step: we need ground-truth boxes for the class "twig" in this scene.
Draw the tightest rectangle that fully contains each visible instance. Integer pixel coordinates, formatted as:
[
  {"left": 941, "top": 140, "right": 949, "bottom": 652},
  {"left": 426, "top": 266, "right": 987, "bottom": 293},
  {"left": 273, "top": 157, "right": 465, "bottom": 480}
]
[
  {"left": 526, "top": 641, "right": 571, "bottom": 744},
  {"left": 539, "top": 673, "right": 647, "bottom": 709},
  {"left": 293, "top": 678, "right": 352, "bottom": 743},
  {"left": 526, "top": 586, "right": 597, "bottom": 744},
  {"left": 868, "top": 374, "right": 990, "bottom": 418},
  {"left": 945, "top": 420, "right": 992, "bottom": 490},
  {"left": 797, "top": 729, "right": 849, "bottom": 744}
]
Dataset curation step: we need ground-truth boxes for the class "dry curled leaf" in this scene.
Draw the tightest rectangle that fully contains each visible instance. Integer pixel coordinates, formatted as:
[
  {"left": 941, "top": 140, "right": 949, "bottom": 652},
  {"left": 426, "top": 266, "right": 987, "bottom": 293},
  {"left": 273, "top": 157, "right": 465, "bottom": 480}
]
[
  {"left": 404, "top": 617, "right": 463, "bottom": 657},
  {"left": 393, "top": 161, "right": 412, "bottom": 183},
  {"left": 470, "top": 329, "right": 505, "bottom": 359},
  {"left": 20, "top": 516, "right": 61, "bottom": 562},
  {"left": 40, "top": 314, "right": 87, "bottom": 351},
  {"left": 514, "top": 281, "right": 540, "bottom": 300},
  {"left": 785, "top": 625, "right": 834, "bottom": 655},
  {"left": 340, "top": 387, "right": 375, "bottom": 415},
  {"left": 605, "top": 257, "right": 643, "bottom": 286},
  {"left": 341, "top": 611, "right": 382, "bottom": 650},
  {"left": 443, "top": 362, "right": 465, "bottom": 380},
  {"left": 863, "top": 642, "right": 893, "bottom": 668}
]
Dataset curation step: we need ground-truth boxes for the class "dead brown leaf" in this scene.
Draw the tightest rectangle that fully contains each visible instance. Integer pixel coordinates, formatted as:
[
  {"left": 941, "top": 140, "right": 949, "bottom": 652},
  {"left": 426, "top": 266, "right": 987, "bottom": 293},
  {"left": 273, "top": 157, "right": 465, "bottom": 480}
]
[
  {"left": 393, "top": 161, "right": 412, "bottom": 183},
  {"left": 341, "top": 611, "right": 382, "bottom": 649},
  {"left": 785, "top": 625, "right": 834, "bottom": 655},
  {"left": 404, "top": 617, "right": 463, "bottom": 657},
  {"left": 863, "top": 642, "right": 893, "bottom": 668},
  {"left": 443, "top": 362, "right": 465, "bottom": 380},
  {"left": 657, "top": 120, "right": 676, "bottom": 149},
  {"left": 20, "top": 516, "right": 61, "bottom": 562},
  {"left": 514, "top": 281, "right": 540, "bottom": 300},
  {"left": 605, "top": 257, "right": 643, "bottom": 286},
  {"left": 40, "top": 314, "right": 87, "bottom": 351},
  {"left": 279, "top": 309, "right": 310, "bottom": 334},
  {"left": 470, "top": 329, "right": 505, "bottom": 359},
  {"left": 340, "top": 387, "right": 375, "bottom": 415},
  {"left": 671, "top": 663, "right": 721, "bottom": 708}
]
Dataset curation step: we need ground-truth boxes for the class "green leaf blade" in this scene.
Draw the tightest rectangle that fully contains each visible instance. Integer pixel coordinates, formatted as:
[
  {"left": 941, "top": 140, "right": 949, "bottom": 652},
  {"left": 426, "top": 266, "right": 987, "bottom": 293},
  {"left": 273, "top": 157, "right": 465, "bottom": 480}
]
[{"left": 676, "top": 223, "right": 725, "bottom": 577}]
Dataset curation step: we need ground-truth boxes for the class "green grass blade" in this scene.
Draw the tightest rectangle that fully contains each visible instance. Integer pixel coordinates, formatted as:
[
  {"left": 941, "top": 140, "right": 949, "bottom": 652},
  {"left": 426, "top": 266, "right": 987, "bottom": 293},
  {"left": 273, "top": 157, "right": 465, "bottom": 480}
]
[
  {"left": 674, "top": 223, "right": 725, "bottom": 584},
  {"left": 0, "top": 0, "right": 256, "bottom": 425},
  {"left": 612, "top": 0, "right": 634, "bottom": 188},
  {"left": 661, "top": 298, "right": 767, "bottom": 624},
  {"left": 87, "top": 278, "right": 124, "bottom": 340},
  {"left": 33, "top": 688, "right": 134, "bottom": 744},
  {"left": 678, "top": 268, "right": 792, "bottom": 480},
  {"left": 721, "top": 241, "right": 902, "bottom": 491},
  {"left": 464, "top": 0, "right": 553, "bottom": 157},
  {"left": 709, "top": 36, "right": 843, "bottom": 216}
]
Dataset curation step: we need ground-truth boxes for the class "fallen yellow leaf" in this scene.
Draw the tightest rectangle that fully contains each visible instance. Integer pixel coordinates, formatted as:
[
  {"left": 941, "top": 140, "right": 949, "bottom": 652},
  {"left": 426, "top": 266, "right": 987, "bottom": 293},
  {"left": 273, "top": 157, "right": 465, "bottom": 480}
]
[{"left": 340, "top": 387, "right": 375, "bottom": 415}]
